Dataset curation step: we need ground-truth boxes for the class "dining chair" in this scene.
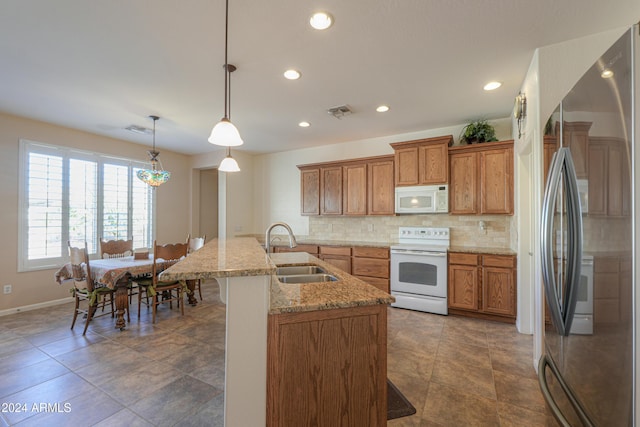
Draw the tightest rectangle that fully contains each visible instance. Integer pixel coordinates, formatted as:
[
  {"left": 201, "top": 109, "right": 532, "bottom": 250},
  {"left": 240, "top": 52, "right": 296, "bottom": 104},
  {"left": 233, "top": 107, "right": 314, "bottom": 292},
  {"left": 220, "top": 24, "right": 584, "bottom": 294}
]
[
  {"left": 187, "top": 234, "right": 206, "bottom": 301},
  {"left": 67, "top": 241, "right": 120, "bottom": 335},
  {"left": 134, "top": 240, "right": 188, "bottom": 323},
  {"left": 100, "top": 237, "right": 137, "bottom": 304}
]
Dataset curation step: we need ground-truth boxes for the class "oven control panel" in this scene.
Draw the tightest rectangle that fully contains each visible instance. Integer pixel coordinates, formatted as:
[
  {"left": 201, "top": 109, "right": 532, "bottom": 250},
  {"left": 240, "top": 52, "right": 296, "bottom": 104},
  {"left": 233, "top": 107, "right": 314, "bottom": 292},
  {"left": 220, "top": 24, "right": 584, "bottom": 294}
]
[{"left": 398, "top": 227, "right": 449, "bottom": 240}]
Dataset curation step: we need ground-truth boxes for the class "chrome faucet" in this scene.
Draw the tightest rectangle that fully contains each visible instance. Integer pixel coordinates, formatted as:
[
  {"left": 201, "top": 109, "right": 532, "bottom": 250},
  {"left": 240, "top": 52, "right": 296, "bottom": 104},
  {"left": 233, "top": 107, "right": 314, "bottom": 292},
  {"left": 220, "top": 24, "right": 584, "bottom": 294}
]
[{"left": 265, "top": 222, "right": 297, "bottom": 253}]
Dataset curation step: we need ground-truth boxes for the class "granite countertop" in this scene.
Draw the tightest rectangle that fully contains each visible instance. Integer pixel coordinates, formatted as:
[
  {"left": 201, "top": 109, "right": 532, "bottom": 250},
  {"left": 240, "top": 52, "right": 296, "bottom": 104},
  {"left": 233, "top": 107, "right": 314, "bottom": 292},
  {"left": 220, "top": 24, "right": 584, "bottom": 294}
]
[
  {"left": 269, "top": 252, "right": 395, "bottom": 314},
  {"left": 158, "top": 237, "right": 394, "bottom": 314},
  {"left": 158, "top": 237, "right": 276, "bottom": 281},
  {"left": 241, "top": 234, "right": 394, "bottom": 249},
  {"left": 448, "top": 246, "right": 516, "bottom": 256}
]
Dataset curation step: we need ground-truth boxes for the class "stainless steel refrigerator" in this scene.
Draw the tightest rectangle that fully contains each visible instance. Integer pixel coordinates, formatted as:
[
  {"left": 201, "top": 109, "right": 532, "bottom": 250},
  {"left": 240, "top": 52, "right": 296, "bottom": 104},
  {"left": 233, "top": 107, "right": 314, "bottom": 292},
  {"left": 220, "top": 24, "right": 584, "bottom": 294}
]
[{"left": 539, "top": 28, "right": 635, "bottom": 426}]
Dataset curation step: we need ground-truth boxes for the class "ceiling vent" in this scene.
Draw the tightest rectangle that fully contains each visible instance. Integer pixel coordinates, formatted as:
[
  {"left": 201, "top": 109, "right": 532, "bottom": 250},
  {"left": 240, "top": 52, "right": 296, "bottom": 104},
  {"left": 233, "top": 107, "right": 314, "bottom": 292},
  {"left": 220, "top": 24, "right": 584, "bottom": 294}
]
[
  {"left": 125, "top": 124, "right": 153, "bottom": 135},
  {"left": 327, "top": 104, "right": 353, "bottom": 119}
]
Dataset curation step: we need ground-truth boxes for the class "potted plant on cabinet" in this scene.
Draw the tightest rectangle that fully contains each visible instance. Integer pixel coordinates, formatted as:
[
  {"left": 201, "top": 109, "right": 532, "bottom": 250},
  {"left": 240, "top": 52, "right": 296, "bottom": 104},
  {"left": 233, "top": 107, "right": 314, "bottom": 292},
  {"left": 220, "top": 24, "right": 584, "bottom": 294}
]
[{"left": 460, "top": 119, "right": 498, "bottom": 144}]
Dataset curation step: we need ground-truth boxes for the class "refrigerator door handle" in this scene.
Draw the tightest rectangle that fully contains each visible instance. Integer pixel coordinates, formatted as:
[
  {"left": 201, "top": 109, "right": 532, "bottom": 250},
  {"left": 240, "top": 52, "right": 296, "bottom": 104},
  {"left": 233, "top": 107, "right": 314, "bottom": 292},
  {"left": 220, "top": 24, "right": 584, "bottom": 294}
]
[
  {"left": 541, "top": 149, "right": 566, "bottom": 335},
  {"left": 538, "top": 355, "right": 595, "bottom": 427},
  {"left": 540, "top": 147, "right": 582, "bottom": 336}
]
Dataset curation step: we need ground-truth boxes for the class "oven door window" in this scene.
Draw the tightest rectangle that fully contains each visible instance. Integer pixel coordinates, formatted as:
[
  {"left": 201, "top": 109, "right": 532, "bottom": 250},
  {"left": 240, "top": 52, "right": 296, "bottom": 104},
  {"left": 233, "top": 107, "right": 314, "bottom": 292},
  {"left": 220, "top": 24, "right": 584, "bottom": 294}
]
[{"left": 399, "top": 262, "right": 437, "bottom": 286}]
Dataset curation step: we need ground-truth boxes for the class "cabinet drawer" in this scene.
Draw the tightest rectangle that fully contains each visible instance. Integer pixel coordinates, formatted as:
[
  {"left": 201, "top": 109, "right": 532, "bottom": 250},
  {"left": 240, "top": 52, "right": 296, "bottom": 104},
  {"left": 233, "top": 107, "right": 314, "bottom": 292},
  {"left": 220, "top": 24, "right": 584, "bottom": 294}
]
[
  {"left": 320, "top": 246, "right": 352, "bottom": 256},
  {"left": 352, "top": 246, "right": 389, "bottom": 259},
  {"left": 352, "top": 258, "right": 389, "bottom": 279},
  {"left": 482, "top": 255, "right": 516, "bottom": 268},
  {"left": 449, "top": 253, "right": 478, "bottom": 266}
]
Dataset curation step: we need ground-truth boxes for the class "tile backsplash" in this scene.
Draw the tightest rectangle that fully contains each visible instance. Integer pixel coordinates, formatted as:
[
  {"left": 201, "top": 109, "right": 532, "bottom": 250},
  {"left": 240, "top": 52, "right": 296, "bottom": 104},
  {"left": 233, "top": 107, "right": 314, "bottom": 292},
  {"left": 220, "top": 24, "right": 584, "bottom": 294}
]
[{"left": 308, "top": 214, "right": 515, "bottom": 250}]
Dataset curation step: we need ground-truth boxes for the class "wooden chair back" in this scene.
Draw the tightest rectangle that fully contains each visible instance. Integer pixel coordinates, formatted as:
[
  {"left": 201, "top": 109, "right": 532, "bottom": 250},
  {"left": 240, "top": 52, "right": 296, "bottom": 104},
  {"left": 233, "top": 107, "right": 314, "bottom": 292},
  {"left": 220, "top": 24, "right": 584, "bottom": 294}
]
[
  {"left": 100, "top": 238, "right": 133, "bottom": 259},
  {"left": 152, "top": 241, "right": 188, "bottom": 283},
  {"left": 187, "top": 234, "right": 206, "bottom": 254},
  {"left": 68, "top": 241, "right": 96, "bottom": 292}
]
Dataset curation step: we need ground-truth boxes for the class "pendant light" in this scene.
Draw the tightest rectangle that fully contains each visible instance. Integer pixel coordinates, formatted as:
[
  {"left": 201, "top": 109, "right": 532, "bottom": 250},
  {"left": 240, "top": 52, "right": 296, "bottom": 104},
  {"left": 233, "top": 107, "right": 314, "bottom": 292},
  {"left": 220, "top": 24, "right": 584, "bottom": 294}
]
[
  {"left": 208, "top": 0, "right": 243, "bottom": 148},
  {"left": 137, "top": 115, "right": 171, "bottom": 187},
  {"left": 218, "top": 147, "right": 240, "bottom": 172}
]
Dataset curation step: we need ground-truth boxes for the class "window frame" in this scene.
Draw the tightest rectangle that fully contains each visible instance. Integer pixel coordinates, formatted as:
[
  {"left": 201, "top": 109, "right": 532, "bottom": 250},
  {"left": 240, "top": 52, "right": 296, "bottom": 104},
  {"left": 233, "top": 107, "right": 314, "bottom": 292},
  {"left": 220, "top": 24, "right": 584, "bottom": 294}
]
[{"left": 18, "top": 139, "right": 156, "bottom": 272}]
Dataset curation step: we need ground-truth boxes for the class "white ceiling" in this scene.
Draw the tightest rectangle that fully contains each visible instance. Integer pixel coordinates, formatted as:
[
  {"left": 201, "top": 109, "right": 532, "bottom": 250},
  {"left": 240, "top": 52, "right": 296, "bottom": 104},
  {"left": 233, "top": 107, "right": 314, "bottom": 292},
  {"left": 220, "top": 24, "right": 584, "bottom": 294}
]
[{"left": 1, "top": 1, "right": 638, "bottom": 155}]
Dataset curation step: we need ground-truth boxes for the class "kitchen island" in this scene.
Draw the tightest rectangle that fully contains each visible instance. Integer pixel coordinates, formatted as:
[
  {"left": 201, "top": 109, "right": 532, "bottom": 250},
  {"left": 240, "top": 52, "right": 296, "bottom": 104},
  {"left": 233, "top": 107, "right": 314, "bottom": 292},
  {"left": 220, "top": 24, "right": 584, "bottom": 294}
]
[{"left": 159, "top": 237, "right": 394, "bottom": 427}]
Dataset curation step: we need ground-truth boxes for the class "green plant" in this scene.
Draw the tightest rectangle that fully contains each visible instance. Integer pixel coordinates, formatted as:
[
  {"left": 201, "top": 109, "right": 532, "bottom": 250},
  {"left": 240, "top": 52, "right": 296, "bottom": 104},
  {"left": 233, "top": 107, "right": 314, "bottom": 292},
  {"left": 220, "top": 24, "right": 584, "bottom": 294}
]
[{"left": 460, "top": 119, "right": 498, "bottom": 144}]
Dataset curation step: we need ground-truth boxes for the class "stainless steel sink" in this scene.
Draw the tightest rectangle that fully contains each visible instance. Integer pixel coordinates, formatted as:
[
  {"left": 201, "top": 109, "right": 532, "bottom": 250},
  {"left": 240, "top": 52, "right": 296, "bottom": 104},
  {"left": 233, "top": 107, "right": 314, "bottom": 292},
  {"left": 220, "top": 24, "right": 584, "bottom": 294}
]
[
  {"left": 277, "top": 273, "right": 338, "bottom": 283},
  {"left": 275, "top": 265, "right": 328, "bottom": 276}
]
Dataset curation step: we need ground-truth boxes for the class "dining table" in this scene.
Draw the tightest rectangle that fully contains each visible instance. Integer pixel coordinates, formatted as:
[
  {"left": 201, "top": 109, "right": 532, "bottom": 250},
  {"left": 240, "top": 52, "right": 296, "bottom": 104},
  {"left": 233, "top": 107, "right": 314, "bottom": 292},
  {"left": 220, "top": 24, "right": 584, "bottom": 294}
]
[{"left": 55, "top": 255, "right": 198, "bottom": 330}]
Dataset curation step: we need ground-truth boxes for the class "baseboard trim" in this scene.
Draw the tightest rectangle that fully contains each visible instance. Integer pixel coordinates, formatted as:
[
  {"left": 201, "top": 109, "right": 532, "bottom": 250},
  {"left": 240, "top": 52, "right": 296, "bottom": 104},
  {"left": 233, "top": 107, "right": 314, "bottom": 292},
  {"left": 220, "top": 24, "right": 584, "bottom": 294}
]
[{"left": 0, "top": 297, "right": 73, "bottom": 317}]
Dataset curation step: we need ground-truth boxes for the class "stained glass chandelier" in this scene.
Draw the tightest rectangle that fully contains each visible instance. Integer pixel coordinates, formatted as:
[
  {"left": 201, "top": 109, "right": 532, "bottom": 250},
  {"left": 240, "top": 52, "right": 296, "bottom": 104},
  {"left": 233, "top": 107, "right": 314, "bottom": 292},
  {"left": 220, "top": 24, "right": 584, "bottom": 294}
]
[{"left": 137, "top": 115, "right": 171, "bottom": 187}]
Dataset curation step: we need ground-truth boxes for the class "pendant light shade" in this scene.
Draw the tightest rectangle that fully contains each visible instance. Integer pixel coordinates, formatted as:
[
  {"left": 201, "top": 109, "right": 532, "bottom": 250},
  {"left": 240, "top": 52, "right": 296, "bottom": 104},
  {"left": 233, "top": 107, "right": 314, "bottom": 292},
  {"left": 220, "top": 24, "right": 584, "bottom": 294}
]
[
  {"left": 208, "top": 117, "right": 243, "bottom": 146},
  {"left": 219, "top": 148, "right": 241, "bottom": 172},
  {"left": 137, "top": 115, "right": 171, "bottom": 187}
]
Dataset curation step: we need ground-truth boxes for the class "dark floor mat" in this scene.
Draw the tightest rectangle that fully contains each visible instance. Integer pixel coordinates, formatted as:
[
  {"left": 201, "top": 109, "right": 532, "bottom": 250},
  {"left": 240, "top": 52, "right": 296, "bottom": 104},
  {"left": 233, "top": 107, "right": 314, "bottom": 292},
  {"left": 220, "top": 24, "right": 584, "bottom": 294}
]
[{"left": 387, "top": 378, "right": 417, "bottom": 420}]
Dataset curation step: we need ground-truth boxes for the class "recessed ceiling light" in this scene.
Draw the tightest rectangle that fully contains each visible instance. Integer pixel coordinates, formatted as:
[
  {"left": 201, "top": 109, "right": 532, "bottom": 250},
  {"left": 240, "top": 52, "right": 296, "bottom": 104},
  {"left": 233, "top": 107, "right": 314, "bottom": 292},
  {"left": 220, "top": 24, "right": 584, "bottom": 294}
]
[
  {"left": 376, "top": 105, "right": 390, "bottom": 113},
  {"left": 601, "top": 69, "right": 614, "bottom": 78},
  {"left": 298, "top": 121, "right": 310, "bottom": 128},
  {"left": 483, "top": 81, "right": 502, "bottom": 91},
  {"left": 310, "top": 12, "right": 333, "bottom": 30},
  {"left": 284, "top": 69, "right": 301, "bottom": 80}
]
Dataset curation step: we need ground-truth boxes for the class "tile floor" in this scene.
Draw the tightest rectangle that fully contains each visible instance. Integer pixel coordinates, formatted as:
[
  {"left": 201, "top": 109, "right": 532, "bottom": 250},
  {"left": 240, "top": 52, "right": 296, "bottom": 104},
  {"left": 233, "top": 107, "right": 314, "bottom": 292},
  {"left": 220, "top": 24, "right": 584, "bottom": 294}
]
[{"left": 0, "top": 281, "right": 556, "bottom": 426}]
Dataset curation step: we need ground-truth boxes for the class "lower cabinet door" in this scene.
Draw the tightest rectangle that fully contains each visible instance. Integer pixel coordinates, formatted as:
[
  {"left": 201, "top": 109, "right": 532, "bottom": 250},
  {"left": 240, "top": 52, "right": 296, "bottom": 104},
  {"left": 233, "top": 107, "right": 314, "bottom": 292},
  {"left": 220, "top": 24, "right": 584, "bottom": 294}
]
[{"left": 448, "top": 265, "right": 479, "bottom": 311}]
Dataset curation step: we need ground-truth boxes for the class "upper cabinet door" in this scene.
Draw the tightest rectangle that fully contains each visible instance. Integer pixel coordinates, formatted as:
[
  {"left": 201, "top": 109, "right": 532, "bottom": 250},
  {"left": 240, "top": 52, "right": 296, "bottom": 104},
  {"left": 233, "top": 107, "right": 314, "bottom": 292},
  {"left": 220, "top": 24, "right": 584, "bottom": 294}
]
[
  {"left": 391, "top": 135, "right": 452, "bottom": 186},
  {"left": 419, "top": 143, "right": 448, "bottom": 184},
  {"left": 449, "top": 151, "right": 478, "bottom": 215},
  {"left": 300, "top": 167, "right": 320, "bottom": 215},
  {"left": 480, "top": 146, "right": 513, "bottom": 215},
  {"left": 367, "top": 158, "right": 395, "bottom": 215},
  {"left": 394, "top": 146, "right": 419, "bottom": 186},
  {"left": 320, "top": 166, "right": 343, "bottom": 215},
  {"left": 343, "top": 163, "right": 367, "bottom": 216}
]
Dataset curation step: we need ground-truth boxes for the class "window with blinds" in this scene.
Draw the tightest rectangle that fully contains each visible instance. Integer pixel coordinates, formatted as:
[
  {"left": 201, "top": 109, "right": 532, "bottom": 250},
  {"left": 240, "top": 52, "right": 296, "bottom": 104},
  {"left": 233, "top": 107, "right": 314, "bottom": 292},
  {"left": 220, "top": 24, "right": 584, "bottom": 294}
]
[{"left": 19, "top": 140, "right": 155, "bottom": 271}]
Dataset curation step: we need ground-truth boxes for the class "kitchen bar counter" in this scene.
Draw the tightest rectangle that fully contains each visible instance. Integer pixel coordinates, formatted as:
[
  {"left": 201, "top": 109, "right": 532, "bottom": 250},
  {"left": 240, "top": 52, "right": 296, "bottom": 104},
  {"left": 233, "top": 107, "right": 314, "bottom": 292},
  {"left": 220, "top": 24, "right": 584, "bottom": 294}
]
[
  {"left": 159, "top": 238, "right": 394, "bottom": 313},
  {"left": 158, "top": 237, "right": 393, "bottom": 426}
]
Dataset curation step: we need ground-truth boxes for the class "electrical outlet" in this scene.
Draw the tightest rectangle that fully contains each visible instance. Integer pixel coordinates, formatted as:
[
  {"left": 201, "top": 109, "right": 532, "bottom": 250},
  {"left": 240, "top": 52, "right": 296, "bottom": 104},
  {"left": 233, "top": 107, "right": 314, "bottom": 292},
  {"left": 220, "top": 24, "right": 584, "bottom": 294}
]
[{"left": 3, "top": 284, "right": 11, "bottom": 294}]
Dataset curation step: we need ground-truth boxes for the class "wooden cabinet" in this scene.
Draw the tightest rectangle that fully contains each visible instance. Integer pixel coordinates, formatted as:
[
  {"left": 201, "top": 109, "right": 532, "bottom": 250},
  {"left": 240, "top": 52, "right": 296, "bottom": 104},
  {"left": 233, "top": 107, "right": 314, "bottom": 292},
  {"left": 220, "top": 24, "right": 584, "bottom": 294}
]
[
  {"left": 343, "top": 162, "right": 367, "bottom": 216},
  {"left": 448, "top": 251, "right": 516, "bottom": 322},
  {"left": 448, "top": 140, "right": 514, "bottom": 215},
  {"left": 298, "top": 155, "right": 394, "bottom": 216},
  {"left": 352, "top": 246, "right": 390, "bottom": 293},
  {"left": 267, "top": 304, "right": 387, "bottom": 427},
  {"left": 543, "top": 136, "right": 557, "bottom": 186},
  {"left": 481, "top": 255, "right": 517, "bottom": 317},
  {"left": 390, "top": 135, "right": 452, "bottom": 186},
  {"left": 299, "top": 167, "right": 320, "bottom": 215},
  {"left": 588, "top": 137, "right": 631, "bottom": 217},
  {"left": 320, "top": 166, "right": 343, "bottom": 215},
  {"left": 319, "top": 246, "right": 352, "bottom": 274},
  {"left": 561, "top": 121, "right": 591, "bottom": 179},
  {"left": 448, "top": 253, "right": 479, "bottom": 311},
  {"left": 367, "top": 158, "right": 395, "bottom": 215}
]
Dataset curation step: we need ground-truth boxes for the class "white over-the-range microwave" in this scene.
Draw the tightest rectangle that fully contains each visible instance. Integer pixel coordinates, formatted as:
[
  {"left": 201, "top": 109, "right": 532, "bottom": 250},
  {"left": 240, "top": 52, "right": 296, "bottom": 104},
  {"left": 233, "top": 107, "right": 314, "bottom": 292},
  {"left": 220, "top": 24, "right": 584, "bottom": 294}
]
[{"left": 395, "top": 185, "right": 449, "bottom": 214}]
